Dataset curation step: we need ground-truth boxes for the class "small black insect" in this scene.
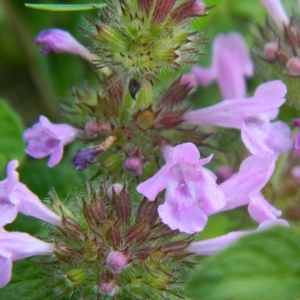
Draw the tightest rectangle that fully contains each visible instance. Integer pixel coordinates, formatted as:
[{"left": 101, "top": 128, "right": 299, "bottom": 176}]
[{"left": 129, "top": 78, "right": 141, "bottom": 100}]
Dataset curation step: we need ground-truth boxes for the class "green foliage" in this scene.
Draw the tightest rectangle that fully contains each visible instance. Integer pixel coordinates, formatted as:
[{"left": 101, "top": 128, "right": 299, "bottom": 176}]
[
  {"left": 186, "top": 227, "right": 300, "bottom": 300},
  {"left": 0, "top": 100, "right": 25, "bottom": 174},
  {"left": 218, "top": 129, "right": 244, "bottom": 152},
  {"left": 0, "top": 259, "right": 55, "bottom": 300},
  {"left": 25, "top": 3, "right": 106, "bottom": 11}
]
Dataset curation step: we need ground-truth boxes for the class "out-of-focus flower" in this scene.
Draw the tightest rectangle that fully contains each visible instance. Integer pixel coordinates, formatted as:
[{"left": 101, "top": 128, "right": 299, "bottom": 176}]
[
  {"left": 24, "top": 116, "right": 81, "bottom": 167},
  {"left": 293, "top": 119, "right": 300, "bottom": 155},
  {"left": 186, "top": 219, "right": 289, "bottom": 255},
  {"left": 137, "top": 143, "right": 225, "bottom": 234},
  {"left": 183, "top": 80, "right": 293, "bottom": 157},
  {"left": 192, "top": 32, "right": 253, "bottom": 99},
  {"left": 0, "top": 230, "right": 53, "bottom": 288},
  {"left": 215, "top": 166, "right": 234, "bottom": 183},
  {"left": 0, "top": 160, "right": 60, "bottom": 227},
  {"left": 36, "top": 29, "right": 98, "bottom": 62},
  {"left": 260, "top": 0, "right": 289, "bottom": 31},
  {"left": 219, "top": 151, "right": 281, "bottom": 224}
]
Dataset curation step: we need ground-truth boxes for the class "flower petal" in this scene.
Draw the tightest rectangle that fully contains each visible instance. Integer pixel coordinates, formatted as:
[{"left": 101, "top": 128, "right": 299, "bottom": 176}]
[
  {"left": 220, "top": 152, "right": 275, "bottom": 211},
  {"left": 136, "top": 165, "right": 171, "bottom": 201},
  {"left": 248, "top": 194, "right": 282, "bottom": 223}
]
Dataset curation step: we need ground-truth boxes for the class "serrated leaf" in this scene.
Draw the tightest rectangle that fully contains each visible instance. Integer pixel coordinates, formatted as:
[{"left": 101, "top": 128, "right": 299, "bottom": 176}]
[
  {"left": 218, "top": 128, "right": 244, "bottom": 152},
  {"left": 186, "top": 227, "right": 300, "bottom": 300},
  {"left": 0, "top": 100, "right": 25, "bottom": 173},
  {"left": 25, "top": 3, "right": 106, "bottom": 11}
]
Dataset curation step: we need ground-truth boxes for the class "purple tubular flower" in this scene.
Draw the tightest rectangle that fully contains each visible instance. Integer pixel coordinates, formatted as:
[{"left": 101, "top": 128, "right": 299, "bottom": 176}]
[
  {"left": 137, "top": 143, "right": 225, "bottom": 234},
  {"left": 183, "top": 80, "right": 286, "bottom": 129},
  {"left": 260, "top": 0, "right": 289, "bottom": 31},
  {"left": 295, "top": 132, "right": 300, "bottom": 155},
  {"left": 0, "top": 160, "right": 61, "bottom": 227},
  {"left": 24, "top": 116, "right": 81, "bottom": 167},
  {"left": 35, "top": 29, "right": 98, "bottom": 61},
  {"left": 0, "top": 230, "right": 53, "bottom": 288},
  {"left": 192, "top": 33, "right": 253, "bottom": 99},
  {"left": 183, "top": 80, "right": 293, "bottom": 157},
  {"left": 186, "top": 219, "right": 289, "bottom": 256},
  {"left": 218, "top": 151, "right": 281, "bottom": 223}
]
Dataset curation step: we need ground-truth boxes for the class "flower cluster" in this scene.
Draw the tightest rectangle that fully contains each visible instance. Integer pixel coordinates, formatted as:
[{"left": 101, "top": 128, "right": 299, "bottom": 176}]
[{"left": 2, "top": 0, "right": 299, "bottom": 299}]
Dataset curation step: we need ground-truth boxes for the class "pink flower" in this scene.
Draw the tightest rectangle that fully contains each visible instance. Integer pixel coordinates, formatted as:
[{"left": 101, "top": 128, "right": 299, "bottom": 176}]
[
  {"left": 186, "top": 219, "right": 289, "bottom": 255},
  {"left": 24, "top": 116, "right": 81, "bottom": 167},
  {"left": 0, "top": 230, "right": 53, "bottom": 288},
  {"left": 260, "top": 0, "right": 289, "bottom": 31},
  {"left": 183, "top": 80, "right": 293, "bottom": 157},
  {"left": 219, "top": 151, "right": 281, "bottom": 223},
  {"left": 36, "top": 29, "right": 98, "bottom": 61},
  {"left": 0, "top": 160, "right": 60, "bottom": 227},
  {"left": 137, "top": 143, "right": 225, "bottom": 234},
  {"left": 192, "top": 33, "right": 253, "bottom": 99}
]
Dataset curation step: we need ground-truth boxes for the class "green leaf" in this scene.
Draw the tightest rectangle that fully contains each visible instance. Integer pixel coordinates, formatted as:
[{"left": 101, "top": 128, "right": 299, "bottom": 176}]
[
  {"left": 186, "top": 227, "right": 300, "bottom": 300},
  {"left": 218, "top": 128, "right": 244, "bottom": 152},
  {"left": 0, "top": 259, "right": 55, "bottom": 300},
  {"left": 25, "top": 3, "right": 106, "bottom": 12},
  {"left": 0, "top": 100, "right": 25, "bottom": 174}
]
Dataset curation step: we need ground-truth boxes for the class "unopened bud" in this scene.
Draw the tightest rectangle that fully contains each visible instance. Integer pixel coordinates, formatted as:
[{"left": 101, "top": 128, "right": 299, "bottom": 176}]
[
  {"left": 215, "top": 166, "right": 234, "bottom": 183},
  {"left": 99, "top": 279, "right": 116, "bottom": 296},
  {"left": 263, "top": 42, "right": 278, "bottom": 61},
  {"left": 106, "top": 250, "right": 132, "bottom": 274},
  {"left": 293, "top": 119, "right": 300, "bottom": 127},
  {"left": 123, "top": 148, "right": 146, "bottom": 176},
  {"left": 286, "top": 57, "right": 300, "bottom": 76},
  {"left": 85, "top": 120, "right": 112, "bottom": 138},
  {"left": 107, "top": 183, "right": 124, "bottom": 199}
]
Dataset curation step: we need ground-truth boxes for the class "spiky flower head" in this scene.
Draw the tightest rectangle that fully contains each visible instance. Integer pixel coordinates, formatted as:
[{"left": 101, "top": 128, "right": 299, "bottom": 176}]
[
  {"left": 86, "top": 0, "right": 209, "bottom": 89},
  {"left": 45, "top": 183, "right": 195, "bottom": 299}
]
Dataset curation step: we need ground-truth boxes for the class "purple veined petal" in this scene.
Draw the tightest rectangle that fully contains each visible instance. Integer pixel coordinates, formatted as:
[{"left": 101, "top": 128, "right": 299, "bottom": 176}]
[
  {"left": 248, "top": 193, "right": 281, "bottom": 224},
  {"left": 242, "top": 118, "right": 293, "bottom": 157},
  {"left": 36, "top": 28, "right": 98, "bottom": 61},
  {"left": 172, "top": 142, "right": 200, "bottom": 164},
  {"left": 197, "top": 168, "right": 226, "bottom": 215},
  {"left": 136, "top": 164, "right": 172, "bottom": 201},
  {"left": 260, "top": 0, "right": 289, "bottom": 31},
  {"left": 158, "top": 188, "right": 208, "bottom": 234},
  {"left": 183, "top": 80, "right": 287, "bottom": 129},
  {"left": 24, "top": 116, "right": 80, "bottom": 167},
  {"left": 39, "top": 116, "right": 80, "bottom": 143},
  {"left": 219, "top": 152, "right": 275, "bottom": 211},
  {"left": 48, "top": 142, "right": 64, "bottom": 168},
  {"left": 0, "top": 231, "right": 54, "bottom": 260},
  {"left": 0, "top": 256, "right": 12, "bottom": 289},
  {"left": 186, "top": 218, "right": 289, "bottom": 256}
]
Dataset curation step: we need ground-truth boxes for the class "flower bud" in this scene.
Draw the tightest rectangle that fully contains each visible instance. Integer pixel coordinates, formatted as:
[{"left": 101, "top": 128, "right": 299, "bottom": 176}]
[
  {"left": 106, "top": 250, "right": 132, "bottom": 274},
  {"left": 286, "top": 57, "right": 300, "bottom": 76},
  {"left": 123, "top": 148, "right": 146, "bottom": 176},
  {"left": 263, "top": 42, "right": 278, "bottom": 61}
]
